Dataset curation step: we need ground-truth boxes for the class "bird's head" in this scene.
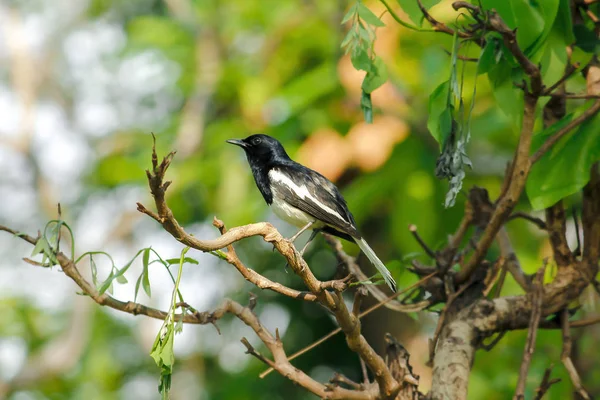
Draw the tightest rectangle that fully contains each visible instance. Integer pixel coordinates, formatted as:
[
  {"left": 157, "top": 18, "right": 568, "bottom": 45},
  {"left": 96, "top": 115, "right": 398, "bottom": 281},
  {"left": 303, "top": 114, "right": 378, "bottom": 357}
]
[{"left": 226, "top": 134, "right": 289, "bottom": 166}]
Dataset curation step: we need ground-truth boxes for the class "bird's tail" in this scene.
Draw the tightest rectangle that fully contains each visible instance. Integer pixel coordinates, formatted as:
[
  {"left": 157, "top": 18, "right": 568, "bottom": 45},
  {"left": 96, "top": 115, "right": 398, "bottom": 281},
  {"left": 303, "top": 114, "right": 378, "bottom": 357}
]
[{"left": 355, "top": 237, "right": 397, "bottom": 292}]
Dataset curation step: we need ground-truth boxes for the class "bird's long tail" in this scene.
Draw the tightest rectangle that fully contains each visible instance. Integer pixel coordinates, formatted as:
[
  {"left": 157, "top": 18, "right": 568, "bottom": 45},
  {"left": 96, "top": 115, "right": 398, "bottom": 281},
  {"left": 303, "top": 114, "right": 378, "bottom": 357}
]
[{"left": 355, "top": 237, "right": 397, "bottom": 292}]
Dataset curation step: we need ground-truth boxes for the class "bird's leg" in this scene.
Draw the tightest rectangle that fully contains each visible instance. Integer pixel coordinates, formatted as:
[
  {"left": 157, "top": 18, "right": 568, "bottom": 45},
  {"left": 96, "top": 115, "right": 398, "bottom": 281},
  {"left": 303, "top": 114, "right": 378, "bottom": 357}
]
[
  {"left": 299, "top": 229, "right": 321, "bottom": 256},
  {"left": 288, "top": 221, "right": 314, "bottom": 244}
]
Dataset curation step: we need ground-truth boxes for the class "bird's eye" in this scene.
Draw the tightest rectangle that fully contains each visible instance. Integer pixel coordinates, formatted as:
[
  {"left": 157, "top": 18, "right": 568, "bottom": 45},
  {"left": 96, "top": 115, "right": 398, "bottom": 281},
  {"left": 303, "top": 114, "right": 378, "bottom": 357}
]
[{"left": 252, "top": 137, "right": 262, "bottom": 145}]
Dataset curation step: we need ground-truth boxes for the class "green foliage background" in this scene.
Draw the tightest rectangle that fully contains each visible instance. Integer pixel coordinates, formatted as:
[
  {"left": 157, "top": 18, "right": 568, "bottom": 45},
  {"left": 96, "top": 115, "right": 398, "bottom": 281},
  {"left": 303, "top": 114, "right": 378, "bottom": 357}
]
[{"left": 0, "top": 0, "right": 598, "bottom": 399}]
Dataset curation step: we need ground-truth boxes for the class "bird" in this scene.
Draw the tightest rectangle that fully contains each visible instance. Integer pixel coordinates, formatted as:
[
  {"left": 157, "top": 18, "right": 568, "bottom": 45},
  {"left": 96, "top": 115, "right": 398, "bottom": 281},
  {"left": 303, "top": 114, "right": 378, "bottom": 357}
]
[{"left": 226, "top": 134, "right": 397, "bottom": 292}]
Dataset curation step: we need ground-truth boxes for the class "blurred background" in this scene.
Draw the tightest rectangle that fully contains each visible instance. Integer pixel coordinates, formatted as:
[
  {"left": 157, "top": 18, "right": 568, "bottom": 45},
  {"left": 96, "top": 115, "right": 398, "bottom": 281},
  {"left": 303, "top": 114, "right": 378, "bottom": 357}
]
[{"left": 0, "top": 0, "right": 598, "bottom": 399}]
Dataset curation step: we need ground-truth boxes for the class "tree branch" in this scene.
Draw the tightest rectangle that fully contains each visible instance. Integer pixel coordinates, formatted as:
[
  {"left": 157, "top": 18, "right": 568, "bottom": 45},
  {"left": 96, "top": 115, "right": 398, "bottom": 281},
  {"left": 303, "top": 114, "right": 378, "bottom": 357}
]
[
  {"left": 514, "top": 267, "right": 545, "bottom": 400},
  {"left": 137, "top": 140, "right": 401, "bottom": 398},
  {"left": 560, "top": 309, "right": 592, "bottom": 399}
]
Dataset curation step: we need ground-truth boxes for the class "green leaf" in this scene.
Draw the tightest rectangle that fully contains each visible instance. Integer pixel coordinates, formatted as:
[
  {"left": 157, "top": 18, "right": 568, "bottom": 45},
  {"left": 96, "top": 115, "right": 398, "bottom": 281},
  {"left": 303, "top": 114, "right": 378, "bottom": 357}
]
[
  {"left": 150, "top": 325, "right": 175, "bottom": 368},
  {"left": 357, "top": 23, "right": 373, "bottom": 43},
  {"left": 166, "top": 257, "right": 199, "bottom": 265},
  {"left": 142, "top": 248, "right": 152, "bottom": 298},
  {"left": 571, "top": 47, "right": 594, "bottom": 72},
  {"left": 30, "top": 236, "right": 57, "bottom": 266},
  {"left": 45, "top": 221, "right": 61, "bottom": 250},
  {"left": 98, "top": 270, "right": 115, "bottom": 295},
  {"left": 480, "top": 0, "right": 558, "bottom": 53},
  {"left": 351, "top": 47, "right": 372, "bottom": 72},
  {"left": 134, "top": 274, "right": 143, "bottom": 302},
  {"left": 357, "top": 2, "right": 385, "bottom": 27},
  {"left": 487, "top": 60, "right": 524, "bottom": 133},
  {"left": 116, "top": 274, "right": 128, "bottom": 284},
  {"left": 31, "top": 237, "right": 50, "bottom": 258},
  {"left": 361, "top": 56, "right": 387, "bottom": 93},
  {"left": 341, "top": 3, "right": 358, "bottom": 24},
  {"left": 395, "top": 0, "right": 441, "bottom": 26},
  {"left": 477, "top": 36, "right": 500, "bottom": 75},
  {"left": 175, "top": 318, "right": 184, "bottom": 334},
  {"left": 90, "top": 256, "right": 98, "bottom": 285},
  {"left": 527, "top": 103, "right": 600, "bottom": 210},
  {"left": 340, "top": 29, "right": 356, "bottom": 50},
  {"left": 427, "top": 80, "right": 451, "bottom": 146}
]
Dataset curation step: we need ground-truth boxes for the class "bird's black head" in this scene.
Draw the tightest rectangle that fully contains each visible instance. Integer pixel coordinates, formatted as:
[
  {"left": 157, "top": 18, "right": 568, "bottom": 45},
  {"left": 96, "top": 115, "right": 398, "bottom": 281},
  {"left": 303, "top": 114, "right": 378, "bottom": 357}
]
[{"left": 226, "top": 134, "right": 290, "bottom": 167}]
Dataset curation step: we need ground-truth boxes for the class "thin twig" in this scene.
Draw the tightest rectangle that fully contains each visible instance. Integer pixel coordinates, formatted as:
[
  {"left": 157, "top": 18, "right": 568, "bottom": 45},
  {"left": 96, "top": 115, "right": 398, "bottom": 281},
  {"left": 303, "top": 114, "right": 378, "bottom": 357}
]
[
  {"left": 324, "top": 235, "right": 432, "bottom": 313},
  {"left": 514, "top": 266, "right": 545, "bottom": 400},
  {"left": 531, "top": 100, "right": 600, "bottom": 164},
  {"left": 408, "top": 224, "right": 437, "bottom": 259},
  {"left": 542, "top": 63, "right": 579, "bottom": 96},
  {"left": 548, "top": 92, "right": 600, "bottom": 99},
  {"left": 533, "top": 365, "right": 561, "bottom": 400},
  {"left": 259, "top": 272, "right": 437, "bottom": 379},
  {"left": 560, "top": 309, "right": 592, "bottom": 400},
  {"left": 507, "top": 211, "right": 547, "bottom": 230},
  {"left": 418, "top": 0, "right": 469, "bottom": 37}
]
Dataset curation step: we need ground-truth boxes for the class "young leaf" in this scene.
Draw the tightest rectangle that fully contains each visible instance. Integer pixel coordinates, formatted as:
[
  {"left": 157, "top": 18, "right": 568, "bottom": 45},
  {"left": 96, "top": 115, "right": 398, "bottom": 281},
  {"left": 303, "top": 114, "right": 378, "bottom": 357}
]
[
  {"left": 341, "top": 3, "right": 358, "bottom": 24},
  {"left": 98, "top": 270, "right": 115, "bottom": 295},
  {"left": 361, "top": 56, "right": 387, "bottom": 93},
  {"left": 134, "top": 274, "right": 143, "bottom": 302},
  {"left": 31, "top": 237, "right": 51, "bottom": 258},
  {"left": 151, "top": 324, "right": 175, "bottom": 399},
  {"left": 150, "top": 325, "right": 175, "bottom": 369},
  {"left": 165, "top": 257, "right": 199, "bottom": 266},
  {"left": 142, "top": 248, "right": 152, "bottom": 298},
  {"left": 427, "top": 80, "right": 451, "bottom": 146},
  {"left": 90, "top": 255, "right": 98, "bottom": 285},
  {"left": 356, "top": 2, "right": 385, "bottom": 27},
  {"left": 477, "top": 36, "right": 500, "bottom": 75},
  {"left": 341, "top": 29, "right": 356, "bottom": 50},
  {"left": 351, "top": 47, "right": 372, "bottom": 72}
]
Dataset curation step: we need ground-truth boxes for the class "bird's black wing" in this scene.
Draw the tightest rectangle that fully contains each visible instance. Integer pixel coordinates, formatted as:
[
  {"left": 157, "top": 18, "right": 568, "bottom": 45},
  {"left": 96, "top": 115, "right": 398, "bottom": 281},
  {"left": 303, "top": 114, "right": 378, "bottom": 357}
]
[{"left": 269, "top": 165, "right": 360, "bottom": 238}]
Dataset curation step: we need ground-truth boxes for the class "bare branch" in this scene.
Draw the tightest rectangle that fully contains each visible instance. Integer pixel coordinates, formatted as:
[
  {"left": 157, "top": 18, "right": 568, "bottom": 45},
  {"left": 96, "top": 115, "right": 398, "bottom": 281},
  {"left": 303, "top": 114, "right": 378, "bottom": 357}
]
[
  {"left": 533, "top": 365, "right": 561, "bottom": 400},
  {"left": 507, "top": 211, "right": 547, "bottom": 230},
  {"left": 514, "top": 266, "right": 545, "bottom": 400},
  {"left": 542, "top": 63, "right": 579, "bottom": 95},
  {"left": 324, "top": 235, "right": 432, "bottom": 313},
  {"left": 259, "top": 273, "right": 436, "bottom": 379},
  {"left": 560, "top": 309, "right": 592, "bottom": 399},
  {"left": 408, "top": 224, "right": 437, "bottom": 260},
  {"left": 211, "top": 218, "right": 317, "bottom": 301},
  {"left": 418, "top": 0, "right": 470, "bottom": 37}
]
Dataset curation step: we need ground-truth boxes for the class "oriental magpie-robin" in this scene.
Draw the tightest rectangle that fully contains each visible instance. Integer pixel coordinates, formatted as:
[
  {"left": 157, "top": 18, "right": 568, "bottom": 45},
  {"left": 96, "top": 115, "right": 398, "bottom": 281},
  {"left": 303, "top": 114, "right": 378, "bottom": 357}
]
[{"left": 227, "top": 134, "right": 397, "bottom": 292}]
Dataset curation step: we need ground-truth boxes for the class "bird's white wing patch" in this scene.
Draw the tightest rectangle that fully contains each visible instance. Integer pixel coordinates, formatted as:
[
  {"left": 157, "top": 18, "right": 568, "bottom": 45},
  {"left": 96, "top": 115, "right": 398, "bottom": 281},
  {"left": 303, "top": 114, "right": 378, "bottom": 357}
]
[{"left": 268, "top": 169, "right": 347, "bottom": 224}]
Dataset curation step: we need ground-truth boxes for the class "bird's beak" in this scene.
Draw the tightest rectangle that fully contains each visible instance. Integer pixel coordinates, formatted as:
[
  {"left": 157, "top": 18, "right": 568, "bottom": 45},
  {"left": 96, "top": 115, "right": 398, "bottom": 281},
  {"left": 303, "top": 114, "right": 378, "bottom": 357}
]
[{"left": 226, "top": 139, "right": 249, "bottom": 148}]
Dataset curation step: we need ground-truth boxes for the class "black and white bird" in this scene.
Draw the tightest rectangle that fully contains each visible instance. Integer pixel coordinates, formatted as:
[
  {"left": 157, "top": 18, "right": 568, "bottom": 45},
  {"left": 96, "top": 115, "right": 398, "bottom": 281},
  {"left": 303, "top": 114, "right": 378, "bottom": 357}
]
[{"left": 227, "top": 134, "right": 397, "bottom": 292}]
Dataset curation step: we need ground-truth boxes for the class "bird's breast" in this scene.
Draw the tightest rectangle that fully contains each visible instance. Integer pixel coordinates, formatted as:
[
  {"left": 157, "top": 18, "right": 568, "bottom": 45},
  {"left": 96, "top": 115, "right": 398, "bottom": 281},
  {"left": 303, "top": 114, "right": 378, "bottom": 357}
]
[{"left": 270, "top": 195, "right": 324, "bottom": 229}]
